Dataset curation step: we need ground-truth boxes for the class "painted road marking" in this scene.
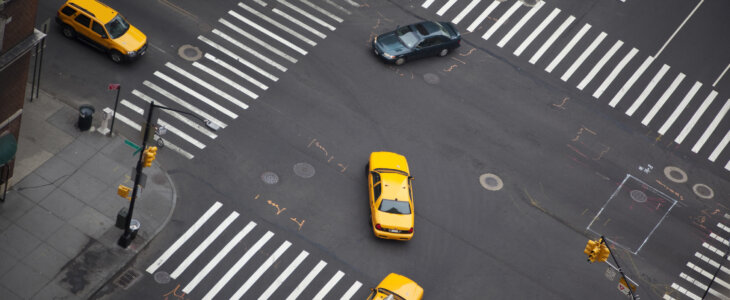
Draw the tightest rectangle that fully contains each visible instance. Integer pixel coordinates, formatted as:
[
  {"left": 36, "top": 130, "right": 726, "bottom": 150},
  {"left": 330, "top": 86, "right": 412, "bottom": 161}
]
[
  {"left": 609, "top": 56, "right": 654, "bottom": 107},
  {"left": 240, "top": 2, "right": 319, "bottom": 45},
  {"left": 313, "top": 270, "right": 345, "bottom": 300},
  {"left": 452, "top": 0, "right": 480, "bottom": 24},
  {"left": 132, "top": 90, "right": 218, "bottom": 139},
  {"left": 545, "top": 23, "right": 590, "bottom": 73},
  {"left": 593, "top": 48, "right": 637, "bottom": 98},
  {"left": 156, "top": 119, "right": 206, "bottom": 149},
  {"left": 146, "top": 202, "right": 223, "bottom": 274},
  {"left": 658, "top": 81, "right": 702, "bottom": 134},
  {"left": 171, "top": 212, "right": 238, "bottom": 279},
  {"left": 103, "top": 107, "right": 140, "bottom": 131},
  {"left": 530, "top": 15, "right": 574, "bottom": 64},
  {"left": 287, "top": 260, "right": 327, "bottom": 300},
  {"left": 710, "top": 232, "right": 730, "bottom": 246},
  {"left": 642, "top": 72, "right": 685, "bottom": 125},
  {"left": 578, "top": 40, "right": 622, "bottom": 90},
  {"left": 258, "top": 250, "right": 309, "bottom": 300},
  {"left": 692, "top": 99, "right": 730, "bottom": 153},
  {"left": 193, "top": 62, "right": 258, "bottom": 101},
  {"left": 202, "top": 231, "right": 274, "bottom": 300},
  {"left": 498, "top": 1, "right": 544, "bottom": 48},
  {"left": 204, "top": 53, "right": 268, "bottom": 90},
  {"left": 482, "top": 1, "right": 522, "bottom": 40},
  {"left": 119, "top": 99, "right": 144, "bottom": 115},
  {"left": 702, "top": 242, "right": 726, "bottom": 257},
  {"left": 299, "top": 0, "right": 343, "bottom": 23},
  {"left": 422, "top": 0, "right": 436, "bottom": 9},
  {"left": 694, "top": 252, "right": 730, "bottom": 276},
  {"left": 514, "top": 7, "right": 559, "bottom": 57},
  {"left": 340, "top": 281, "right": 363, "bottom": 300},
  {"left": 276, "top": 0, "right": 336, "bottom": 31},
  {"left": 686, "top": 262, "right": 730, "bottom": 293},
  {"left": 228, "top": 10, "right": 308, "bottom": 55},
  {"left": 714, "top": 63, "right": 730, "bottom": 87},
  {"left": 198, "top": 35, "right": 280, "bottom": 81},
  {"left": 183, "top": 221, "right": 256, "bottom": 293},
  {"left": 218, "top": 18, "right": 298, "bottom": 63},
  {"left": 155, "top": 69, "right": 238, "bottom": 119},
  {"left": 103, "top": 107, "right": 195, "bottom": 159},
  {"left": 671, "top": 282, "right": 701, "bottom": 300},
  {"left": 437, "top": 0, "right": 458, "bottom": 16},
  {"left": 709, "top": 130, "right": 730, "bottom": 162},
  {"left": 655, "top": 0, "right": 703, "bottom": 58},
  {"left": 625, "top": 64, "right": 669, "bottom": 116},
  {"left": 273, "top": 8, "right": 327, "bottom": 39},
  {"left": 467, "top": 1, "right": 500, "bottom": 32},
  {"left": 561, "top": 31, "right": 606, "bottom": 81},
  {"left": 231, "top": 241, "right": 292, "bottom": 299},
  {"left": 212, "top": 28, "right": 287, "bottom": 72}
]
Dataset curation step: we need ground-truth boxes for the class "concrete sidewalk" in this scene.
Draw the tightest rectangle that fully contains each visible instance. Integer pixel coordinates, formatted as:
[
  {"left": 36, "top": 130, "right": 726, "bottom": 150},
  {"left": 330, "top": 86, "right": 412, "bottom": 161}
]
[{"left": 0, "top": 88, "right": 176, "bottom": 299}]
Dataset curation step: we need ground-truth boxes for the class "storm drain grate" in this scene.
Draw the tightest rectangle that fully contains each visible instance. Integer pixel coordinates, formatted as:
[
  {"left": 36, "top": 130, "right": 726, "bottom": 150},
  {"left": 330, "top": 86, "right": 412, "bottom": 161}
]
[
  {"left": 114, "top": 268, "right": 143, "bottom": 290},
  {"left": 261, "top": 171, "right": 279, "bottom": 184}
]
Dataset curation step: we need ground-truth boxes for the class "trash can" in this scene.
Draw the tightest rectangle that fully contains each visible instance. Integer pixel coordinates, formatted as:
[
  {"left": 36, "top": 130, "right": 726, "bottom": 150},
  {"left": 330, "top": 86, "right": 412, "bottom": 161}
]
[{"left": 78, "top": 105, "right": 95, "bottom": 131}]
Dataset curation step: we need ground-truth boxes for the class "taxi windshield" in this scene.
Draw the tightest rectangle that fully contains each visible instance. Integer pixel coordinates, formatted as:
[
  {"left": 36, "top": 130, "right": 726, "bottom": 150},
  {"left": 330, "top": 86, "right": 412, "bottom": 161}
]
[{"left": 105, "top": 15, "right": 129, "bottom": 39}]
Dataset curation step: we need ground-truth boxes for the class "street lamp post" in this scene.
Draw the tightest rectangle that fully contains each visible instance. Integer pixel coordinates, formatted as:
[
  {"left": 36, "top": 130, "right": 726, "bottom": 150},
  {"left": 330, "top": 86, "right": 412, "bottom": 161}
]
[{"left": 117, "top": 101, "right": 218, "bottom": 248}]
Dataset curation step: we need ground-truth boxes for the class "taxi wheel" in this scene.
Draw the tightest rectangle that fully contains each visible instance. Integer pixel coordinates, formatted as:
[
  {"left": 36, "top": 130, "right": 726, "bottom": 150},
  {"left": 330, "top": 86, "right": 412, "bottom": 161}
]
[
  {"left": 438, "top": 48, "right": 449, "bottom": 57},
  {"left": 395, "top": 57, "right": 405, "bottom": 65},
  {"left": 62, "top": 25, "right": 75, "bottom": 39},
  {"left": 109, "top": 51, "right": 123, "bottom": 63}
]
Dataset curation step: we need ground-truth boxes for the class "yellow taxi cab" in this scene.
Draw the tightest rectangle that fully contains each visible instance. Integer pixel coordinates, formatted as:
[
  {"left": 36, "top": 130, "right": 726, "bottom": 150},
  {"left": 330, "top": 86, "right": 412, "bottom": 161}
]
[
  {"left": 367, "top": 152, "right": 414, "bottom": 240},
  {"left": 56, "top": 0, "right": 147, "bottom": 63},
  {"left": 367, "top": 273, "right": 424, "bottom": 300}
]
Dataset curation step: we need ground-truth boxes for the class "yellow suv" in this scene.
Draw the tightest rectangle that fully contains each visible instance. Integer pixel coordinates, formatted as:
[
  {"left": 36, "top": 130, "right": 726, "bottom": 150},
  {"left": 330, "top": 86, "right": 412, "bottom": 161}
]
[{"left": 56, "top": 0, "right": 147, "bottom": 63}]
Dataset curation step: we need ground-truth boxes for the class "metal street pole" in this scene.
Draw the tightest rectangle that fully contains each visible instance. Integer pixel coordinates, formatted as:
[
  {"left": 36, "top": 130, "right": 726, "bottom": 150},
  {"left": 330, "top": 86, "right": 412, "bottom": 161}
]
[
  {"left": 109, "top": 84, "right": 121, "bottom": 136},
  {"left": 601, "top": 236, "right": 637, "bottom": 300},
  {"left": 117, "top": 100, "right": 154, "bottom": 248}
]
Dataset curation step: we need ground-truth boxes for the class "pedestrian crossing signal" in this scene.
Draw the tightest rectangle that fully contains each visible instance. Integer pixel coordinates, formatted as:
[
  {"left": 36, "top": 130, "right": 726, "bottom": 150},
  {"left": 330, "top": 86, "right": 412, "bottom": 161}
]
[{"left": 117, "top": 185, "right": 131, "bottom": 200}]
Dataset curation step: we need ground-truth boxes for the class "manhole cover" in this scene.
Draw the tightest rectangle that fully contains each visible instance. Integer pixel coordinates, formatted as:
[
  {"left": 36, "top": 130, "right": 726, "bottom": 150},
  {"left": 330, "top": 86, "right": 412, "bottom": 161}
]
[
  {"left": 663, "top": 166, "right": 687, "bottom": 183},
  {"left": 692, "top": 183, "right": 714, "bottom": 199},
  {"left": 629, "top": 190, "right": 647, "bottom": 203},
  {"left": 154, "top": 271, "right": 171, "bottom": 284},
  {"left": 261, "top": 171, "right": 279, "bottom": 184},
  {"left": 293, "top": 162, "right": 315, "bottom": 178},
  {"left": 178, "top": 44, "right": 202, "bottom": 61},
  {"left": 479, "top": 173, "right": 503, "bottom": 191},
  {"left": 423, "top": 73, "right": 440, "bottom": 85}
]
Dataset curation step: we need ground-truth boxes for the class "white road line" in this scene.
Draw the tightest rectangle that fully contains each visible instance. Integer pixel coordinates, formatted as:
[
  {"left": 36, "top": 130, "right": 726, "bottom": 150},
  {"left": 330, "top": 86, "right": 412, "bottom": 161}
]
[
  {"left": 482, "top": 1, "right": 522, "bottom": 40},
  {"left": 702, "top": 242, "right": 727, "bottom": 257},
  {"left": 692, "top": 99, "right": 730, "bottom": 153},
  {"left": 231, "top": 241, "right": 291, "bottom": 299},
  {"left": 655, "top": 0, "right": 704, "bottom": 58},
  {"left": 714, "top": 63, "right": 730, "bottom": 87},
  {"left": 146, "top": 202, "right": 222, "bottom": 274},
  {"left": 561, "top": 31, "right": 606, "bottom": 81},
  {"left": 313, "top": 270, "right": 345, "bottom": 300},
  {"left": 198, "top": 36, "right": 280, "bottom": 82},
  {"left": 467, "top": 1, "right": 500, "bottom": 32},
  {"left": 132, "top": 90, "right": 218, "bottom": 139},
  {"left": 578, "top": 40, "right": 622, "bottom": 90},
  {"left": 239, "top": 2, "right": 317, "bottom": 46},
  {"left": 204, "top": 53, "right": 269, "bottom": 90},
  {"left": 642, "top": 72, "right": 685, "bottom": 125},
  {"left": 120, "top": 99, "right": 144, "bottom": 115},
  {"left": 300, "top": 0, "right": 343, "bottom": 22},
  {"left": 258, "top": 251, "right": 309, "bottom": 300},
  {"left": 103, "top": 107, "right": 141, "bottom": 131},
  {"left": 212, "top": 28, "right": 287, "bottom": 72},
  {"left": 593, "top": 48, "right": 637, "bottom": 98},
  {"left": 219, "top": 18, "right": 298, "bottom": 63},
  {"left": 156, "top": 69, "right": 239, "bottom": 119},
  {"left": 156, "top": 120, "right": 206, "bottom": 149},
  {"left": 662, "top": 294, "right": 678, "bottom": 300},
  {"left": 193, "top": 62, "right": 259, "bottom": 101},
  {"left": 711, "top": 231, "right": 730, "bottom": 246},
  {"left": 694, "top": 252, "right": 730, "bottom": 276},
  {"left": 529, "top": 15, "right": 574, "bottom": 64},
  {"left": 141, "top": 81, "right": 228, "bottom": 129},
  {"left": 671, "top": 282, "right": 702, "bottom": 300},
  {"left": 276, "top": 0, "right": 335, "bottom": 31},
  {"left": 437, "top": 0, "right": 458, "bottom": 16},
  {"left": 719, "top": 222, "right": 730, "bottom": 233},
  {"left": 228, "top": 10, "right": 308, "bottom": 55},
  {"left": 287, "top": 260, "right": 327, "bottom": 300},
  {"left": 545, "top": 23, "right": 590, "bottom": 73},
  {"left": 253, "top": 0, "right": 267, "bottom": 6},
  {"left": 104, "top": 107, "right": 191, "bottom": 158},
  {"left": 155, "top": 136, "right": 194, "bottom": 159},
  {"left": 203, "top": 231, "right": 274, "bottom": 300},
  {"left": 452, "top": 0, "right": 480, "bottom": 24},
  {"left": 625, "top": 64, "right": 670, "bottom": 115},
  {"left": 340, "top": 281, "right": 363, "bottom": 300},
  {"left": 514, "top": 8, "right": 559, "bottom": 56},
  {"left": 324, "top": 0, "right": 351, "bottom": 15},
  {"left": 659, "top": 81, "right": 702, "bottom": 134},
  {"left": 422, "top": 0, "right": 436, "bottom": 9},
  {"left": 726, "top": 160, "right": 730, "bottom": 171},
  {"left": 170, "top": 212, "right": 238, "bottom": 279},
  {"left": 183, "top": 221, "right": 257, "bottom": 294},
  {"left": 609, "top": 56, "right": 654, "bottom": 107},
  {"left": 273, "top": 8, "right": 327, "bottom": 39},
  {"left": 498, "top": 1, "right": 543, "bottom": 48},
  {"left": 686, "top": 261, "right": 730, "bottom": 292}
]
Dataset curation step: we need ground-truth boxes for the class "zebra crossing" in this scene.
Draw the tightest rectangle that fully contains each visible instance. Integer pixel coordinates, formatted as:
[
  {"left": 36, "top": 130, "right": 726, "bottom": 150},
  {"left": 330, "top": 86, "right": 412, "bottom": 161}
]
[
  {"left": 663, "top": 222, "right": 730, "bottom": 300},
  {"left": 421, "top": 0, "right": 730, "bottom": 172},
  {"left": 106, "top": 0, "right": 352, "bottom": 159},
  {"left": 146, "top": 201, "right": 365, "bottom": 300}
]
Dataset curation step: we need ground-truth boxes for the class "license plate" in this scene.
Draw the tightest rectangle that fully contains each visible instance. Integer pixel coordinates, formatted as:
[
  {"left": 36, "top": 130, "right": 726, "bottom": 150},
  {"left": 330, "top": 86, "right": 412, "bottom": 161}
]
[{"left": 388, "top": 229, "right": 399, "bottom": 233}]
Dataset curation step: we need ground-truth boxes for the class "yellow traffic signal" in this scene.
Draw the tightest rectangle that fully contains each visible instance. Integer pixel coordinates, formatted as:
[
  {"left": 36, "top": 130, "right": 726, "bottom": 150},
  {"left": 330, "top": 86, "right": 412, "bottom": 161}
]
[
  {"left": 143, "top": 146, "right": 157, "bottom": 167},
  {"left": 597, "top": 243, "right": 611, "bottom": 262},
  {"left": 117, "top": 185, "right": 131, "bottom": 200},
  {"left": 584, "top": 239, "right": 600, "bottom": 263}
]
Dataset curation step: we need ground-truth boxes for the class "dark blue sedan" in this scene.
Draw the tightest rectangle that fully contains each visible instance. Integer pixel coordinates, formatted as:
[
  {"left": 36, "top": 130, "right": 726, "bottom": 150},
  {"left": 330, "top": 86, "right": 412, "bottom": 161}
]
[{"left": 372, "top": 21, "right": 461, "bottom": 65}]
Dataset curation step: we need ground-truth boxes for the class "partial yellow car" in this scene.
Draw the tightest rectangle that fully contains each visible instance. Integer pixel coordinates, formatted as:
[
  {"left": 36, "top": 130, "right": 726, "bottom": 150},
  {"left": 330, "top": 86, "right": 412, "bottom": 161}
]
[
  {"left": 56, "top": 0, "right": 147, "bottom": 63},
  {"left": 367, "top": 152, "right": 414, "bottom": 240},
  {"left": 367, "top": 273, "right": 423, "bottom": 300}
]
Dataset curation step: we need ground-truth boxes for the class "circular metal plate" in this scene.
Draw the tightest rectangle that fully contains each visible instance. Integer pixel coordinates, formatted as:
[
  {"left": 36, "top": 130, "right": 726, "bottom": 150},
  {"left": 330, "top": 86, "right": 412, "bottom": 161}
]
[
  {"left": 479, "top": 173, "right": 504, "bottom": 191},
  {"left": 293, "top": 162, "right": 315, "bottom": 178},
  {"left": 692, "top": 183, "right": 714, "bottom": 199},
  {"left": 178, "top": 44, "right": 202, "bottom": 62},
  {"left": 663, "top": 166, "right": 688, "bottom": 183},
  {"left": 423, "top": 73, "right": 440, "bottom": 85},
  {"left": 261, "top": 171, "right": 279, "bottom": 184},
  {"left": 629, "top": 190, "right": 647, "bottom": 203},
  {"left": 154, "top": 271, "right": 171, "bottom": 284}
]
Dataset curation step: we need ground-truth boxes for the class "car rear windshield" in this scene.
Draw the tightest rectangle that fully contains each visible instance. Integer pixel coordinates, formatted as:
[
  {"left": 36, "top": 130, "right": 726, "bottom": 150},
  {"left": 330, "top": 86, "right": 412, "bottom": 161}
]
[
  {"left": 396, "top": 26, "right": 419, "bottom": 48},
  {"left": 379, "top": 199, "right": 411, "bottom": 214},
  {"left": 105, "top": 15, "right": 129, "bottom": 39}
]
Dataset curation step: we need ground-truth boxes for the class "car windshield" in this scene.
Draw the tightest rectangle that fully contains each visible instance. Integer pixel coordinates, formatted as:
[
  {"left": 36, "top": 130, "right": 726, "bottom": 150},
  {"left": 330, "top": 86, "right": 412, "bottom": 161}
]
[
  {"left": 395, "top": 26, "right": 419, "bottom": 48},
  {"left": 376, "top": 288, "right": 406, "bottom": 300},
  {"left": 105, "top": 15, "right": 129, "bottom": 39},
  {"left": 379, "top": 199, "right": 411, "bottom": 214}
]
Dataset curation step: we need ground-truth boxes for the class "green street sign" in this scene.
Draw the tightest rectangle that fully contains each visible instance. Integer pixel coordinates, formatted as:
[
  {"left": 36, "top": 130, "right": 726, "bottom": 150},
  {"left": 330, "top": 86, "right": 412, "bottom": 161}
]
[{"left": 124, "top": 139, "right": 142, "bottom": 155}]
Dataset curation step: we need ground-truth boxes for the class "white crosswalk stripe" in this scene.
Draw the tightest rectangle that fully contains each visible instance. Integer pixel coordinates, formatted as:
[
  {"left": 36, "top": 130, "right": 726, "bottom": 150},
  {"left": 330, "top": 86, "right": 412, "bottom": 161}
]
[
  {"left": 240, "top": 2, "right": 318, "bottom": 45},
  {"left": 288, "top": 260, "right": 327, "bottom": 300},
  {"left": 578, "top": 40, "right": 622, "bottom": 90},
  {"left": 514, "top": 7, "right": 559, "bottom": 57},
  {"left": 437, "top": 0, "right": 459, "bottom": 16},
  {"left": 141, "top": 81, "right": 228, "bottom": 129},
  {"left": 231, "top": 241, "right": 292, "bottom": 299},
  {"left": 204, "top": 53, "right": 269, "bottom": 90},
  {"left": 228, "top": 10, "right": 308, "bottom": 55},
  {"left": 641, "top": 72, "right": 685, "bottom": 125},
  {"left": 692, "top": 99, "right": 730, "bottom": 153},
  {"left": 676, "top": 91, "right": 718, "bottom": 144},
  {"left": 545, "top": 23, "right": 590, "bottom": 73},
  {"left": 497, "top": 1, "right": 544, "bottom": 48},
  {"left": 299, "top": 0, "right": 344, "bottom": 23},
  {"left": 155, "top": 70, "right": 239, "bottom": 119},
  {"left": 609, "top": 56, "right": 654, "bottom": 107},
  {"left": 467, "top": 1, "right": 500, "bottom": 33},
  {"left": 276, "top": 0, "right": 336, "bottom": 32},
  {"left": 198, "top": 35, "right": 280, "bottom": 81},
  {"left": 561, "top": 31, "right": 606, "bottom": 82},
  {"left": 482, "top": 1, "right": 522, "bottom": 40},
  {"left": 273, "top": 8, "right": 327, "bottom": 39},
  {"left": 593, "top": 48, "right": 637, "bottom": 98},
  {"left": 313, "top": 270, "right": 344, "bottom": 300},
  {"left": 212, "top": 28, "right": 288, "bottom": 72},
  {"left": 452, "top": 0, "right": 481, "bottom": 25},
  {"left": 132, "top": 90, "right": 219, "bottom": 139},
  {"left": 218, "top": 18, "right": 298, "bottom": 63},
  {"left": 171, "top": 212, "right": 238, "bottom": 279},
  {"left": 658, "top": 81, "right": 702, "bottom": 135},
  {"left": 259, "top": 250, "right": 309, "bottom": 300},
  {"left": 625, "top": 64, "right": 670, "bottom": 116},
  {"left": 529, "top": 15, "right": 574, "bottom": 64}
]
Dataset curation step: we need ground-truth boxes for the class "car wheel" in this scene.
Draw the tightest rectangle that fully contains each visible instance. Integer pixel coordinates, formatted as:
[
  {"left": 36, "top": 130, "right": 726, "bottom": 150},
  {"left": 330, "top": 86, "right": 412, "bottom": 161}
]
[
  {"left": 395, "top": 57, "right": 405, "bottom": 65},
  {"left": 109, "top": 50, "right": 124, "bottom": 63},
  {"left": 62, "top": 25, "right": 76, "bottom": 39},
  {"left": 438, "top": 48, "right": 449, "bottom": 57}
]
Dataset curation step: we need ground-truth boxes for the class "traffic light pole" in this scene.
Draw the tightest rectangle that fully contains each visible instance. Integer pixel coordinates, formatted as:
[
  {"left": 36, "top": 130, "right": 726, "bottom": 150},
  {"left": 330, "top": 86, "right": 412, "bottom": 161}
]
[
  {"left": 117, "top": 100, "right": 155, "bottom": 248},
  {"left": 601, "top": 236, "right": 637, "bottom": 300}
]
